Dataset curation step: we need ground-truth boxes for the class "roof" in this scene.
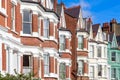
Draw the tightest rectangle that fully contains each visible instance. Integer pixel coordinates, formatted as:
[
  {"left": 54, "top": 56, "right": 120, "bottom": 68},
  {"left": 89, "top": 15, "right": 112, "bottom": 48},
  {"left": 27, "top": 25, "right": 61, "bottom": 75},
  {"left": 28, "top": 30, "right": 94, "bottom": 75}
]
[
  {"left": 92, "top": 24, "right": 100, "bottom": 38},
  {"left": 64, "top": 5, "right": 80, "bottom": 18}
]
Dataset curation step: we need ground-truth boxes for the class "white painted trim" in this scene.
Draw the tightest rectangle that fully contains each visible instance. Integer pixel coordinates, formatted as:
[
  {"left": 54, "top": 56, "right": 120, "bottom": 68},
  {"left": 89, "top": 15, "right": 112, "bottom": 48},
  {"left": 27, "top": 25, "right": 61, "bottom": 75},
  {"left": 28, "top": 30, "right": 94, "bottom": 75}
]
[{"left": 0, "top": 8, "right": 7, "bottom": 17}]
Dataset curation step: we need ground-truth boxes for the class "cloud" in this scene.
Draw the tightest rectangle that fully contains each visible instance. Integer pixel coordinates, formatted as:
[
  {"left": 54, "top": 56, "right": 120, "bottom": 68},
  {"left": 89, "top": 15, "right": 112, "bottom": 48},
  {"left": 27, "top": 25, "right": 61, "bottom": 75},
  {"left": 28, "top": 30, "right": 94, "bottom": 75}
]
[{"left": 79, "top": 0, "right": 92, "bottom": 17}]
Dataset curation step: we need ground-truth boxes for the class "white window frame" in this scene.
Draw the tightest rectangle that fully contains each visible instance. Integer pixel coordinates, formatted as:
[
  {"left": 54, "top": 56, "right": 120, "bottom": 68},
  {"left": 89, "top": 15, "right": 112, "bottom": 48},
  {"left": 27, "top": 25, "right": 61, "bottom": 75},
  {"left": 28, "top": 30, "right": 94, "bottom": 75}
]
[
  {"left": 44, "top": 54, "right": 49, "bottom": 75},
  {"left": 11, "top": 3, "right": 15, "bottom": 31},
  {"left": 77, "top": 60, "right": 83, "bottom": 75},
  {"left": 78, "top": 35, "right": 83, "bottom": 49},
  {"left": 111, "top": 52, "right": 116, "bottom": 61},
  {"left": 59, "top": 63, "right": 66, "bottom": 79},
  {"left": 43, "top": 19, "right": 49, "bottom": 38},
  {"left": 22, "top": 10, "right": 32, "bottom": 34},
  {"left": 89, "top": 45, "right": 94, "bottom": 58},
  {"left": 59, "top": 35, "right": 66, "bottom": 51},
  {"left": 89, "top": 66, "right": 94, "bottom": 78}
]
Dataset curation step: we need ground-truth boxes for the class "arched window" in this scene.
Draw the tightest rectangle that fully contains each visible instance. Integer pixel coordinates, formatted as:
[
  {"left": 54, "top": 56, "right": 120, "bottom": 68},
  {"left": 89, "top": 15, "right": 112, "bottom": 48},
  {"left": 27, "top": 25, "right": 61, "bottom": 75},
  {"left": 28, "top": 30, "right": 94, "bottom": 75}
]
[{"left": 59, "top": 63, "right": 66, "bottom": 79}]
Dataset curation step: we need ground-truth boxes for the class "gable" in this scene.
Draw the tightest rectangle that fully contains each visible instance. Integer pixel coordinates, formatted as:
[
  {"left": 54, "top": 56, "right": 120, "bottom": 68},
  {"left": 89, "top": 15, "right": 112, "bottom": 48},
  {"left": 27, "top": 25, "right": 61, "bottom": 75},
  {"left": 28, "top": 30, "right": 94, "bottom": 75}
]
[
  {"left": 111, "top": 33, "right": 118, "bottom": 48},
  {"left": 95, "top": 26, "right": 103, "bottom": 41},
  {"left": 59, "top": 5, "right": 66, "bottom": 28}
]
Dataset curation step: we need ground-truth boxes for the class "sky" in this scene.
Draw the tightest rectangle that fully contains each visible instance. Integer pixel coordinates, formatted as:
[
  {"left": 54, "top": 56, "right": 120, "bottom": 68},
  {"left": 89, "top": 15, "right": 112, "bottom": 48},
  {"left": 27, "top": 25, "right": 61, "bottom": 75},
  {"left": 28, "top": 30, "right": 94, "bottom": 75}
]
[{"left": 58, "top": 0, "right": 120, "bottom": 24}]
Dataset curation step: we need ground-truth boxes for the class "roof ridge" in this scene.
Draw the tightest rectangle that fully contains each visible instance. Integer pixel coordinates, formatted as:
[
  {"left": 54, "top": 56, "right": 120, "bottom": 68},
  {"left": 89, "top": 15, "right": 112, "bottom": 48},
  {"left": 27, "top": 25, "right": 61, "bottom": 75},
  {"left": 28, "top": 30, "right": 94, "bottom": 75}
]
[{"left": 66, "top": 5, "right": 80, "bottom": 10}]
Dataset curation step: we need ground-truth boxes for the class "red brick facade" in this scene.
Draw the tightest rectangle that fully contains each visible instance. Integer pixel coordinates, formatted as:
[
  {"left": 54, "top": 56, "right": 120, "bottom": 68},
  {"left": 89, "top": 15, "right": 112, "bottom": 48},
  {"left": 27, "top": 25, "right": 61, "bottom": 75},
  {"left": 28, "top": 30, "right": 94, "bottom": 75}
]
[{"left": 0, "top": 0, "right": 89, "bottom": 80}]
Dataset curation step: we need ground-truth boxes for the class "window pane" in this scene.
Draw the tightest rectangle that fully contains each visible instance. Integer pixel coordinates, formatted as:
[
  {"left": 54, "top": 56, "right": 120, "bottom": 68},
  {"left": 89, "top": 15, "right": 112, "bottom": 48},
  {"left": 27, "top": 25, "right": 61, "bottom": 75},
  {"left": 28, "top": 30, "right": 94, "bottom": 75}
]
[
  {"left": 23, "top": 23, "right": 31, "bottom": 34},
  {"left": 59, "top": 63, "right": 66, "bottom": 79},
  {"left": 111, "top": 68, "right": 116, "bottom": 78},
  {"left": 78, "top": 35, "right": 83, "bottom": 49},
  {"left": 89, "top": 45, "right": 94, "bottom": 58},
  {"left": 60, "top": 35, "right": 65, "bottom": 50},
  {"left": 44, "top": 54, "right": 49, "bottom": 74},
  {"left": 44, "top": 19, "right": 49, "bottom": 38},
  {"left": 23, "top": 55, "right": 31, "bottom": 67},
  {"left": 111, "top": 52, "right": 116, "bottom": 61},
  {"left": 98, "top": 65, "right": 102, "bottom": 76},
  {"left": 98, "top": 46, "right": 101, "bottom": 57},
  {"left": 78, "top": 61, "right": 83, "bottom": 75},
  {"left": 90, "top": 66, "right": 94, "bottom": 78},
  {"left": 23, "top": 10, "right": 31, "bottom": 22}
]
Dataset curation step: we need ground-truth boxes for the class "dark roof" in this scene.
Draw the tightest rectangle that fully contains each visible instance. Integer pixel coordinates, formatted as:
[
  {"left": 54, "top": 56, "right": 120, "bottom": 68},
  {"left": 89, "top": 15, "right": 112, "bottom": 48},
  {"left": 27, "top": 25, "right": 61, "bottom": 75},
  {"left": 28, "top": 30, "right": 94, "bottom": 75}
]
[
  {"left": 116, "top": 36, "right": 120, "bottom": 46},
  {"left": 92, "top": 24, "right": 100, "bottom": 38},
  {"left": 64, "top": 5, "right": 80, "bottom": 18},
  {"left": 92, "top": 24, "right": 100, "bottom": 33}
]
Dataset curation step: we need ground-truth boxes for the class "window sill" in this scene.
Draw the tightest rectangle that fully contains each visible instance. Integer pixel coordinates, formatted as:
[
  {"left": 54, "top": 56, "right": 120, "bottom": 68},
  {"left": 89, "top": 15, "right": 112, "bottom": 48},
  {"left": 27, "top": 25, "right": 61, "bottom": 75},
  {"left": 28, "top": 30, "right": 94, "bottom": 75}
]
[
  {"left": 11, "top": 30, "right": 18, "bottom": 35},
  {"left": 0, "top": 8, "right": 7, "bottom": 17},
  {"left": 77, "top": 48, "right": 88, "bottom": 52},
  {"left": 44, "top": 73, "right": 58, "bottom": 78},
  {"left": 43, "top": 36, "right": 58, "bottom": 43},
  {"left": 59, "top": 49, "right": 71, "bottom": 54}
]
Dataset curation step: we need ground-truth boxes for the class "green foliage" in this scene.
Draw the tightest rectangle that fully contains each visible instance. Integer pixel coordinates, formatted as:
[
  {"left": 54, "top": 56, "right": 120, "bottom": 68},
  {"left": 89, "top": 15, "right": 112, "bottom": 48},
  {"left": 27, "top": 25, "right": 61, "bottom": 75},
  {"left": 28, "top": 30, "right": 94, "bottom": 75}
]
[{"left": 0, "top": 69, "right": 41, "bottom": 80}]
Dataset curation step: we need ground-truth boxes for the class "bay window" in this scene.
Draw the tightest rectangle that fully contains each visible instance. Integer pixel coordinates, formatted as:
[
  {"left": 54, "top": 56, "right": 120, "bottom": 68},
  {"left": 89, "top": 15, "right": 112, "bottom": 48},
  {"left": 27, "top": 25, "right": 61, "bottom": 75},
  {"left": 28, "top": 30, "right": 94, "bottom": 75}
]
[
  {"left": 60, "top": 35, "right": 65, "bottom": 50},
  {"left": 44, "top": 54, "right": 49, "bottom": 75},
  {"left": 11, "top": 3, "right": 15, "bottom": 31},
  {"left": 111, "top": 52, "right": 116, "bottom": 61},
  {"left": 44, "top": 19, "right": 49, "bottom": 38},
  {"left": 23, "top": 10, "right": 32, "bottom": 34},
  {"left": 59, "top": 63, "right": 66, "bottom": 79},
  {"left": 77, "top": 60, "right": 83, "bottom": 75},
  {"left": 78, "top": 35, "right": 83, "bottom": 49}
]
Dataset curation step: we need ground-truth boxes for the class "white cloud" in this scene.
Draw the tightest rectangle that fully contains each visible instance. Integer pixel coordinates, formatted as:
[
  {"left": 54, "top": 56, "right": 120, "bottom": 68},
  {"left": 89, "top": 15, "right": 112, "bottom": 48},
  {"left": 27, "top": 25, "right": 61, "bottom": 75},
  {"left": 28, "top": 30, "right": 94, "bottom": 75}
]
[{"left": 79, "top": 0, "right": 92, "bottom": 17}]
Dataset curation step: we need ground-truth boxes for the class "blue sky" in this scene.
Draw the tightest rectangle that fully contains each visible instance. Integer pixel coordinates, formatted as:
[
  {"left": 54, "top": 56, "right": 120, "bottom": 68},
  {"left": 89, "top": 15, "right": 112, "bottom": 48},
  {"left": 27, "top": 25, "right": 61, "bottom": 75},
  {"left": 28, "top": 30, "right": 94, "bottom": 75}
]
[{"left": 58, "top": 0, "right": 120, "bottom": 24}]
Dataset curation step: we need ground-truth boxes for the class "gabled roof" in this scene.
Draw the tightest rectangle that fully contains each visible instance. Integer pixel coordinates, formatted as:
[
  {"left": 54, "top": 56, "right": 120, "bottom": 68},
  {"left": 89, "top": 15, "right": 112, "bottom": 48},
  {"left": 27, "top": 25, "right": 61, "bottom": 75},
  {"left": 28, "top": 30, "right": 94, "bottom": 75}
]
[
  {"left": 64, "top": 5, "right": 80, "bottom": 18},
  {"left": 92, "top": 24, "right": 100, "bottom": 38}
]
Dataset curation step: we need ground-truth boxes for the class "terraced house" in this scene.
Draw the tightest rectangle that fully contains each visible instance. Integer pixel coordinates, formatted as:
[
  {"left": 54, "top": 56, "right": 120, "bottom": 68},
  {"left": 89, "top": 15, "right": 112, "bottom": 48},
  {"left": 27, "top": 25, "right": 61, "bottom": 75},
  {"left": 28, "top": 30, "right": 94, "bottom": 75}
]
[
  {"left": 0, "top": 0, "right": 89, "bottom": 80},
  {"left": 1, "top": 0, "right": 120, "bottom": 80},
  {"left": 87, "top": 20, "right": 110, "bottom": 80}
]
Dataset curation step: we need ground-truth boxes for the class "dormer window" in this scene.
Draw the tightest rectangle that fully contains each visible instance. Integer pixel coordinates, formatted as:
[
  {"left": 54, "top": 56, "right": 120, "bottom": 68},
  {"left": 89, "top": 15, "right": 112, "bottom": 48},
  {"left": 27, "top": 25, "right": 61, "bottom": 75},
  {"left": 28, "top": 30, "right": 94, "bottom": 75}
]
[{"left": 23, "top": 10, "right": 32, "bottom": 34}]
